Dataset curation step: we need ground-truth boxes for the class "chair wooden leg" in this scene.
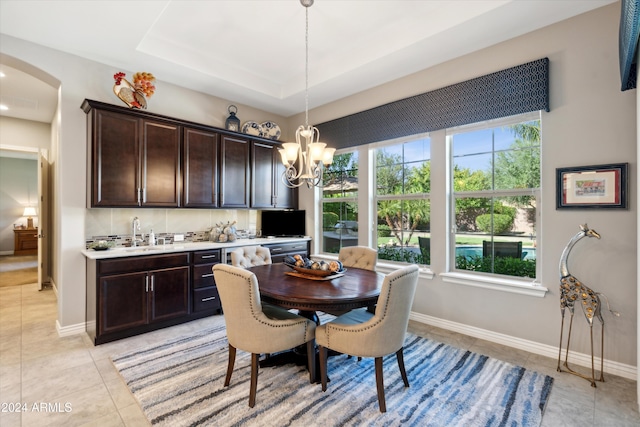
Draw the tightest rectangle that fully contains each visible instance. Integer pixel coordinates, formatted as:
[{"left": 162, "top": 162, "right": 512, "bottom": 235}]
[
  {"left": 375, "top": 357, "right": 386, "bottom": 413},
  {"left": 249, "top": 353, "right": 259, "bottom": 408},
  {"left": 224, "top": 344, "right": 236, "bottom": 387},
  {"left": 396, "top": 347, "right": 409, "bottom": 387},
  {"left": 306, "top": 340, "right": 316, "bottom": 384},
  {"left": 319, "top": 345, "right": 328, "bottom": 391}
]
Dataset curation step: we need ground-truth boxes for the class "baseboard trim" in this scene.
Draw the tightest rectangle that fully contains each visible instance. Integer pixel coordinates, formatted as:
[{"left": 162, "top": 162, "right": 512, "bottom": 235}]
[
  {"left": 56, "top": 320, "right": 86, "bottom": 337},
  {"left": 410, "top": 311, "right": 636, "bottom": 381}
]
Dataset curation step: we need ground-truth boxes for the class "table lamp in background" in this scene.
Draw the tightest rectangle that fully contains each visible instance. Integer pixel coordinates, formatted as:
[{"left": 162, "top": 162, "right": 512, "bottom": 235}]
[{"left": 23, "top": 206, "right": 37, "bottom": 229}]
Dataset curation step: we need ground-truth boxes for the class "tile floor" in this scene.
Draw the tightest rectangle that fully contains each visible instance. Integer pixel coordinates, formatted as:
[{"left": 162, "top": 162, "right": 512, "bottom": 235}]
[{"left": 0, "top": 283, "right": 638, "bottom": 426}]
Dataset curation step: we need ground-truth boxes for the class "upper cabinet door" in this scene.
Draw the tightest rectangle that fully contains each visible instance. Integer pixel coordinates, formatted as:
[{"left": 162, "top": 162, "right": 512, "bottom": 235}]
[
  {"left": 274, "top": 161, "right": 297, "bottom": 208},
  {"left": 140, "top": 120, "right": 181, "bottom": 207},
  {"left": 219, "top": 135, "right": 250, "bottom": 208},
  {"left": 251, "top": 141, "right": 276, "bottom": 208},
  {"left": 91, "top": 109, "right": 140, "bottom": 207},
  {"left": 251, "top": 141, "right": 297, "bottom": 208},
  {"left": 182, "top": 127, "right": 219, "bottom": 208}
]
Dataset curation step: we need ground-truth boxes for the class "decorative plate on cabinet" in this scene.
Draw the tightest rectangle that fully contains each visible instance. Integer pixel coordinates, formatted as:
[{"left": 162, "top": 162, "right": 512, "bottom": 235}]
[
  {"left": 242, "top": 121, "right": 264, "bottom": 137},
  {"left": 261, "top": 121, "right": 281, "bottom": 140}
]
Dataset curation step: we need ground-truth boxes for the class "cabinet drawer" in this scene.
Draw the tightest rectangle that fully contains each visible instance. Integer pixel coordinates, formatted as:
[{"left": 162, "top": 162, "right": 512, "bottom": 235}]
[
  {"left": 98, "top": 253, "right": 190, "bottom": 275},
  {"left": 264, "top": 242, "right": 308, "bottom": 255},
  {"left": 193, "top": 287, "right": 221, "bottom": 312},
  {"left": 193, "top": 264, "right": 216, "bottom": 289},
  {"left": 193, "top": 249, "right": 221, "bottom": 264}
]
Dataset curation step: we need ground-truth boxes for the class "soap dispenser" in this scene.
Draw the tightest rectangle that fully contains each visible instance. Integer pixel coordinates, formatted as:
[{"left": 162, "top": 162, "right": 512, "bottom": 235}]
[{"left": 148, "top": 229, "right": 156, "bottom": 246}]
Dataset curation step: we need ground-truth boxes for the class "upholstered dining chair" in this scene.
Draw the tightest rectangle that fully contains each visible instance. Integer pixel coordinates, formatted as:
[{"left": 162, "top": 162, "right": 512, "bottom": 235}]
[
  {"left": 230, "top": 245, "right": 272, "bottom": 268},
  {"left": 212, "top": 264, "right": 316, "bottom": 408},
  {"left": 315, "top": 264, "right": 419, "bottom": 413},
  {"left": 338, "top": 246, "right": 377, "bottom": 271},
  {"left": 339, "top": 246, "right": 378, "bottom": 317}
]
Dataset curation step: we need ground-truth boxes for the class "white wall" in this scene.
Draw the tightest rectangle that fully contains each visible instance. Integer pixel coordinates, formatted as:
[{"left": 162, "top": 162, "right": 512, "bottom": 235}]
[
  {"left": 0, "top": 116, "right": 50, "bottom": 149},
  {"left": 295, "top": 4, "right": 637, "bottom": 369}
]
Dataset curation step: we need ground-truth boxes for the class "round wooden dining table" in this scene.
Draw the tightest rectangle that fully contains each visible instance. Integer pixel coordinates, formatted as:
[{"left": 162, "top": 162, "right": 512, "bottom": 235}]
[
  {"left": 249, "top": 262, "right": 384, "bottom": 379},
  {"left": 250, "top": 262, "right": 384, "bottom": 322}
]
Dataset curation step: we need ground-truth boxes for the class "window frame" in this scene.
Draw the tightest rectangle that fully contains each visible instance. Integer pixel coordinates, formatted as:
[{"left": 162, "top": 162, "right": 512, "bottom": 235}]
[
  {"left": 373, "top": 135, "right": 432, "bottom": 267},
  {"left": 320, "top": 149, "right": 360, "bottom": 254},
  {"left": 441, "top": 112, "right": 546, "bottom": 297}
]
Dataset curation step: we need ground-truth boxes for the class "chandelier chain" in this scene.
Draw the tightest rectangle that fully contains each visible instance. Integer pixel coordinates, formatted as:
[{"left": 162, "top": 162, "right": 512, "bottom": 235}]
[{"left": 304, "top": 5, "right": 309, "bottom": 128}]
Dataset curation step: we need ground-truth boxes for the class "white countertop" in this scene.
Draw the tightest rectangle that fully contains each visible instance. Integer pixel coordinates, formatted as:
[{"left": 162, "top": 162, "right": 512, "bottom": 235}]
[{"left": 81, "top": 237, "right": 311, "bottom": 260}]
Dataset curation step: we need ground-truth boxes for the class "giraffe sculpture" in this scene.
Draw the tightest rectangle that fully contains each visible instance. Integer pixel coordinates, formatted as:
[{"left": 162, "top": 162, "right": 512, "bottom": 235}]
[{"left": 557, "top": 223, "right": 618, "bottom": 387}]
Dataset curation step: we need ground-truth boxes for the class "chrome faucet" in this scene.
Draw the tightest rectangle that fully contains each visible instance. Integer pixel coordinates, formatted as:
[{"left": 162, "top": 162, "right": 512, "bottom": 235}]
[{"left": 132, "top": 217, "right": 142, "bottom": 247}]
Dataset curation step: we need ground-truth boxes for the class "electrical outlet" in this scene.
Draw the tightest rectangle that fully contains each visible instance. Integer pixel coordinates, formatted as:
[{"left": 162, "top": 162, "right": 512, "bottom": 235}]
[{"left": 174, "top": 234, "right": 184, "bottom": 242}]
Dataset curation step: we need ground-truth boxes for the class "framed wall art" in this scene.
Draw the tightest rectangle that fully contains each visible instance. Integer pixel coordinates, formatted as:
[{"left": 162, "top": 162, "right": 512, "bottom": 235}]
[{"left": 556, "top": 163, "right": 628, "bottom": 209}]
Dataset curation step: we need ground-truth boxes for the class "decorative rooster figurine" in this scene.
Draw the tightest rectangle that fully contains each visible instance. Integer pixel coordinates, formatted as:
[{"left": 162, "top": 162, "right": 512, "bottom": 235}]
[
  {"left": 113, "top": 71, "right": 155, "bottom": 109},
  {"left": 557, "top": 223, "right": 619, "bottom": 387}
]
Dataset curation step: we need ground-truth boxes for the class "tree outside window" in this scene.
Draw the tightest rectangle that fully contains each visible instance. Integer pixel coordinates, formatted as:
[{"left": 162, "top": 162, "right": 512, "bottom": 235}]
[
  {"left": 375, "top": 138, "right": 431, "bottom": 265},
  {"left": 450, "top": 116, "right": 540, "bottom": 279},
  {"left": 321, "top": 151, "right": 358, "bottom": 253}
]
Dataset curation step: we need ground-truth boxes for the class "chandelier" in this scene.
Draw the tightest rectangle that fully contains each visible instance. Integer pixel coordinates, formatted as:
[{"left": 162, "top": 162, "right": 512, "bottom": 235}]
[{"left": 279, "top": 0, "right": 335, "bottom": 189}]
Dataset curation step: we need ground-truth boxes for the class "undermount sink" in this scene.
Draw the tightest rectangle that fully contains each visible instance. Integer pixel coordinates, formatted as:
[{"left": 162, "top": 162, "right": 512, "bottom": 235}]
[{"left": 118, "top": 246, "right": 158, "bottom": 253}]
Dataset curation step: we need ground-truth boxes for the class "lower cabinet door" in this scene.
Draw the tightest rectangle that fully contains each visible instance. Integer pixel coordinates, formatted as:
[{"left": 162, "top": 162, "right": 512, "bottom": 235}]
[
  {"left": 149, "top": 266, "right": 190, "bottom": 322},
  {"left": 99, "top": 271, "right": 148, "bottom": 335}
]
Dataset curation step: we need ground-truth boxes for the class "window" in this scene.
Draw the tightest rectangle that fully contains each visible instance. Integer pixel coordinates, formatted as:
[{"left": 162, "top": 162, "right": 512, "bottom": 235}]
[
  {"left": 448, "top": 113, "right": 540, "bottom": 279},
  {"left": 321, "top": 151, "right": 359, "bottom": 253},
  {"left": 375, "top": 137, "right": 431, "bottom": 265}
]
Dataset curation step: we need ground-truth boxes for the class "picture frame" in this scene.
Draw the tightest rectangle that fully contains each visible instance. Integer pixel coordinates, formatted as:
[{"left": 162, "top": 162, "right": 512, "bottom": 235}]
[{"left": 556, "top": 163, "right": 628, "bottom": 209}]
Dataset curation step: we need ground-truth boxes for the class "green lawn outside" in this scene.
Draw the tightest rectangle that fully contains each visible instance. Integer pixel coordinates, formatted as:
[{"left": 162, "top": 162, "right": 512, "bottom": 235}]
[{"left": 376, "top": 234, "right": 536, "bottom": 248}]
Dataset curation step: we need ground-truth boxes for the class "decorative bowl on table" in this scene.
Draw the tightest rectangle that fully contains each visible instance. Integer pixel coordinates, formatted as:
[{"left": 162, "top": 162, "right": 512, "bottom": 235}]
[
  {"left": 283, "top": 255, "right": 345, "bottom": 276},
  {"left": 89, "top": 240, "right": 115, "bottom": 251}
]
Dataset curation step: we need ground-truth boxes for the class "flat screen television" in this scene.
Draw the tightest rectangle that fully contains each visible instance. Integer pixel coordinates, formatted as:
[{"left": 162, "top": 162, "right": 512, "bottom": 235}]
[{"left": 261, "top": 210, "right": 306, "bottom": 237}]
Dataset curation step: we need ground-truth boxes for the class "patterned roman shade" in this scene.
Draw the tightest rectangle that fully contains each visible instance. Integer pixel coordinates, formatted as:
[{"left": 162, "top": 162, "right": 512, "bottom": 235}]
[
  {"left": 316, "top": 58, "right": 549, "bottom": 149},
  {"left": 619, "top": 0, "right": 639, "bottom": 91}
]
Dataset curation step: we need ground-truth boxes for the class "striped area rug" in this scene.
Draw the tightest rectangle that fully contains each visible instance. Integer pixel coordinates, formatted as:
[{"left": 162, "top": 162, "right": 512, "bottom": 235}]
[{"left": 111, "top": 316, "right": 553, "bottom": 426}]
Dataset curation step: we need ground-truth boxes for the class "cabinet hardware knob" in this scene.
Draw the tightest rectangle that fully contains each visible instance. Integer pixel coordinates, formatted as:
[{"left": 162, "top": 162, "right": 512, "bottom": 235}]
[
  {"left": 201, "top": 273, "right": 214, "bottom": 278},
  {"left": 201, "top": 296, "right": 216, "bottom": 302}
]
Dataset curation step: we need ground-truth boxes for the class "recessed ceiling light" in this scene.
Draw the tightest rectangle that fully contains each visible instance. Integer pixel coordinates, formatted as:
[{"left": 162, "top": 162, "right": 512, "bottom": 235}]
[
  {"left": 0, "top": 105, "right": 9, "bottom": 110},
  {"left": 0, "top": 71, "right": 5, "bottom": 78}
]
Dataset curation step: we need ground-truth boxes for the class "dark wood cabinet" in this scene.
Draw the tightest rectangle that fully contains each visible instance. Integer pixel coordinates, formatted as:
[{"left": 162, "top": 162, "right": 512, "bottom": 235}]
[
  {"left": 182, "top": 127, "right": 219, "bottom": 207},
  {"left": 140, "top": 120, "right": 181, "bottom": 207},
  {"left": 90, "top": 109, "right": 140, "bottom": 206},
  {"left": 89, "top": 252, "right": 190, "bottom": 344},
  {"left": 220, "top": 135, "right": 250, "bottom": 208},
  {"left": 82, "top": 99, "right": 297, "bottom": 211},
  {"left": 99, "top": 271, "right": 148, "bottom": 334},
  {"left": 263, "top": 241, "right": 310, "bottom": 263},
  {"left": 274, "top": 161, "right": 297, "bottom": 208},
  {"left": 251, "top": 141, "right": 277, "bottom": 208},
  {"left": 85, "top": 239, "right": 310, "bottom": 345},
  {"left": 84, "top": 101, "right": 181, "bottom": 208},
  {"left": 191, "top": 249, "right": 222, "bottom": 314},
  {"left": 251, "top": 141, "right": 297, "bottom": 208}
]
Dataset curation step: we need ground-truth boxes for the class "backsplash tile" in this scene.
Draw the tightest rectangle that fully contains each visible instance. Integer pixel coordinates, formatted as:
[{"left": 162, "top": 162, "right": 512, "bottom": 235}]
[{"left": 85, "top": 208, "right": 260, "bottom": 248}]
